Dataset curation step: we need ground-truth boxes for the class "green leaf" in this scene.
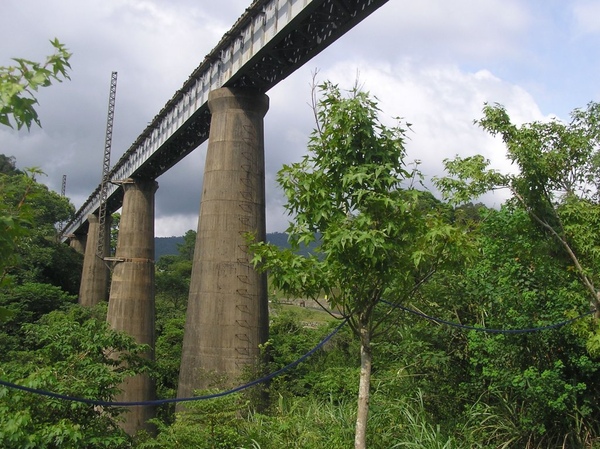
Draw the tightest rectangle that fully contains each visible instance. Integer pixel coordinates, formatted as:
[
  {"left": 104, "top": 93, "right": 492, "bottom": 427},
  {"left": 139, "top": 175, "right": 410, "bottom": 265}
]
[{"left": 0, "top": 39, "right": 71, "bottom": 129}]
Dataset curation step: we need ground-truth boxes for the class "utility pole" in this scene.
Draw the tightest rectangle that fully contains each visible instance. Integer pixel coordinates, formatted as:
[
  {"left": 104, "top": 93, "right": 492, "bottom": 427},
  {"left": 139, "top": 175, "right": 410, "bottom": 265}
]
[{"left": 97, "top": 71, "right": 117, "bottom": 258}]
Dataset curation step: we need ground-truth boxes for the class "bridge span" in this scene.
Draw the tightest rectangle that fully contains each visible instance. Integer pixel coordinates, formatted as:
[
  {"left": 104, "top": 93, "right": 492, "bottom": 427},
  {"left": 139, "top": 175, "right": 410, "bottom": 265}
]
[{"left": 62, "top": 0, "right": 388, "bottom": 238}]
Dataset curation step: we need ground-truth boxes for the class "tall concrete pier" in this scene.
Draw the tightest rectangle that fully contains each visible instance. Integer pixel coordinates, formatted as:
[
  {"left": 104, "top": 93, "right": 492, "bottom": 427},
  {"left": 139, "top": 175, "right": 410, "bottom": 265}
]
[
  {"left": 68, "top": 233, "right": 87, "bottom": 254},
  {"left": 78, "top": 214, "right": 110, "bottom": 307},
  {"left": 177, "top": 88, "right": 269, "bottom": 399},
  {"left": 106, "top": 177, "right": 157, "bottom": 435}
]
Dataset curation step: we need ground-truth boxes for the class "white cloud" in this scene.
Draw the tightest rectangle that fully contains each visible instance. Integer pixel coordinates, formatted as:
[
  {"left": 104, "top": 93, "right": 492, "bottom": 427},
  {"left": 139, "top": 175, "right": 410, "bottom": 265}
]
[
  {"left": 305, "top": 58, "right": 543, "bottom": 177},
  {"left": 335, "top": 0, "right": 530, "bottom": 64},
  {"left": 1, "top": 0, "right": 594, "bottom": 238},
  {"left": 573, "top": 1, "right": 600, "bottom": 34},
  {"left": 155, "top": 214, "right": 198, "bottom": 237},
  {"left": 254, "top": 58, "right": 548, "bottom": 234}
]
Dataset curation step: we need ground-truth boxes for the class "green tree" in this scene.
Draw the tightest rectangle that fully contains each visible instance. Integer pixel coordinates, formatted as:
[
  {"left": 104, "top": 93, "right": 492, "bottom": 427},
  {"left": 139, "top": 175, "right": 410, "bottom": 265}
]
[
  {"left": 460, "top": 207, "right": 600, "bottom": 446},
  {"left": 0, "top": 155, "right": 21, "bottom": 175},
  {"left": 0, "top": 167, "right": 43, "bottom": 290},
  {"left": 401, "top": 205, "right": 600, "bottom": 446},
  {"left": 0, "top": 282, "right": 76, "bottom": 345},
  {"left": 155, "top": 230, "right": 194, "bottom": 310},
  {"left": 137, "top": 392, "right": 249, "bottom": 449},
  {"left": 153, "top": 230, "right": 195, "bottom": 416},
  {"left": 176, "top": 229, "right": 196, "bottom": 261},
  {"left": 0, "top": 40, "right": 71, "bottom": 317},
  {"left": 435, "top": 102, "right": 600, "bottom": 348},
  {"left": 0, "top": 305, "right": 150, "bottom": 448},
  {"left": 0, "top": 166, "right": 80, "bottom": 293},
  {"left": 0, "top": 39, "right": 71, "bottom": 129},
  {"left": 110, "top": 212, "right": 121, "bottom": 256},
  {"left": 250, "top": 82, "right": 468, "bottom": 448}
]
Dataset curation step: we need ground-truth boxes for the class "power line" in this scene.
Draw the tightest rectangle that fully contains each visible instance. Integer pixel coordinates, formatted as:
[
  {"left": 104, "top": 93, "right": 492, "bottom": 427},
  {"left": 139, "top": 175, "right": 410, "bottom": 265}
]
[
  {"left": 0, "top": 318, "right": 348, "bottom": 407},
  {"left": 383, "top": 300, "right": 595, "bottom": 334},
  {"left": 0, "top": 301, "right": 594, "bottom": 406}
]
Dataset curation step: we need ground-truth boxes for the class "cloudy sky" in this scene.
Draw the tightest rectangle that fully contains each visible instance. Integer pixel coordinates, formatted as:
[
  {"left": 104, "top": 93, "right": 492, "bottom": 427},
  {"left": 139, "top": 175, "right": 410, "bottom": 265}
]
[{"left": 1, "top": 0, "right": 599, "bottom": 236}]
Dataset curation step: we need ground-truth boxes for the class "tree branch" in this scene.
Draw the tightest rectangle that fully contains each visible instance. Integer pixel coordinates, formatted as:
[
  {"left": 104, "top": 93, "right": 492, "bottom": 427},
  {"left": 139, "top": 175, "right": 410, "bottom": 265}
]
[{"left": 511, "top": 187, "right": 598, "bottom": 311}]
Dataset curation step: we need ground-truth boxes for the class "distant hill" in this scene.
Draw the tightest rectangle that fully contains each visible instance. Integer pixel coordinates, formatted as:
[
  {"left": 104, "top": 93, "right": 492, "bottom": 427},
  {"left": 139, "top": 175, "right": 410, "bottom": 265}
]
[
  {"left": 154, "top": 232, "right": 318, "bottom": 260},
  {"left": 155, "top": 236, "right": 183, "bottom": 260},
  {"left": 265, "top": 232, "right": 319, "bottom": 257}
]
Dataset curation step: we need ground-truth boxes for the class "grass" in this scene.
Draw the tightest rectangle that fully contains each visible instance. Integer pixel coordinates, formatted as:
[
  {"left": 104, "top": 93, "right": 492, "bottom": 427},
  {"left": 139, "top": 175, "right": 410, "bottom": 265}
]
[{"left": 270, "top": 300, "right": 338, "bottom": 327}]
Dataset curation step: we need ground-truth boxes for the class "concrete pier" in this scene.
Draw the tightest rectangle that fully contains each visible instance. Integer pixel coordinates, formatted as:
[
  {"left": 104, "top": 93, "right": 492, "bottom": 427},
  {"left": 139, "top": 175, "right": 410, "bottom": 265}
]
[
  {"left": 177, "top": 88, "right": 269, "bottom": 400},
  {"left": 106, "top": 177, "right": 157, "bottom": 435},
  {"left": 78, "top": 214, "right": 110, "bottom": 307},
  {"left": 68, "top": 233, "right": 87, "bottom": 254}
]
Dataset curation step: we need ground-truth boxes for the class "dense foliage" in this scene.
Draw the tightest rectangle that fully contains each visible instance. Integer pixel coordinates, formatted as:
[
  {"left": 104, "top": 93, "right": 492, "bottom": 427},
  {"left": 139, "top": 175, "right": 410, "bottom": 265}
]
[
  {"left": 2, "top": 67, "right": 600, "bottom": 446},
  {"left": 0, "top": 156, "right": 147, "bottom": 447},
  {"left": 398, "top": 206, "right": 600, "bottom": 447},
  {"left": 0, "top": 305, "right": 148, "bottom": 449},
  {"left": 250, "top": 82, "right": 470, "bottom": 448},
  {"left": 0, "top": 167, "right": 81, "bottom": 294}
]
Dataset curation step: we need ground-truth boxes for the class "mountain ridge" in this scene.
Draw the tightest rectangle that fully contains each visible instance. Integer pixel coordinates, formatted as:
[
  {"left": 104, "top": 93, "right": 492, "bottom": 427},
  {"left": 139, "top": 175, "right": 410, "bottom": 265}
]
[{"left": 155, "top": 232, "right": 317, "bottom": 260}]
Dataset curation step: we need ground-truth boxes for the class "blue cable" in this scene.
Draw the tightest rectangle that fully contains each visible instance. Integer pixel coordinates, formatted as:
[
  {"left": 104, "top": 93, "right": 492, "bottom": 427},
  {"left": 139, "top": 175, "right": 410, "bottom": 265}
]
[
  {"left": 0, "top": 301, "right": 595, "bottom": 406},
  {"left": 0, "top": 318, "right": 348, "bottom": 407},
  {"left": 383, "top": 300, "right": 595, "bottom": 334}
]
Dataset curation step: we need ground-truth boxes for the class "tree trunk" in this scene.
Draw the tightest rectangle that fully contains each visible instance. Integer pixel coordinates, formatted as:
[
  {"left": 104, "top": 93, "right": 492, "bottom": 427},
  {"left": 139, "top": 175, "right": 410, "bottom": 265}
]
[{"left": 354, "top": 322, "right": 372, "bottom": 449}]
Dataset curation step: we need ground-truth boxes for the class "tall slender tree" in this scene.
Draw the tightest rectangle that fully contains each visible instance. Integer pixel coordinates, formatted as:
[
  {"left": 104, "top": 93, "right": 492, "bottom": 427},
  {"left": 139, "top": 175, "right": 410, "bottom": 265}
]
[{"left": 250, "top": 81, "right": 468, "bottom": 448}]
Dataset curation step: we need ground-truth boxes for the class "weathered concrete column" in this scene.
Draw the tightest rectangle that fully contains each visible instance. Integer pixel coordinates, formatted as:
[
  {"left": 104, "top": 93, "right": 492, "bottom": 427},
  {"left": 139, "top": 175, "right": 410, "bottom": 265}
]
[
  {"left": 68, "top": 233, "right": 87, "bottom": 254},
  {"left": 106, "top": 177, "right": 157, "bottom": 435},
  {"left": 78, "top": 214, "right": 110, "bottom": 307},
  {"left": 177, "top": 88, "right": 269, "bottom": 400}
]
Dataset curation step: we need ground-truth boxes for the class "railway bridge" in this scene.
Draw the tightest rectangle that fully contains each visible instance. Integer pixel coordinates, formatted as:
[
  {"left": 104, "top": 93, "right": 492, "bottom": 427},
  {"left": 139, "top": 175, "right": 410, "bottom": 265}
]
[{"left": 62, "top": 0, "right": 389, "bottom": 434}]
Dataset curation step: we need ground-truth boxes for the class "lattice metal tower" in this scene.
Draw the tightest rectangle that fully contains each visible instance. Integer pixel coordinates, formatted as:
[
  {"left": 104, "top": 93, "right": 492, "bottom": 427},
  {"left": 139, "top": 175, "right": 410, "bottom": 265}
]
[
  {"left": 97, "top": 71, "right": 118, "bottom": 258},
  {"left": 57, "top": 174, "right": 67, "bottom": 236},
  {"left": 61, "top": 174, "right": 66, "bottom": 197}
]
